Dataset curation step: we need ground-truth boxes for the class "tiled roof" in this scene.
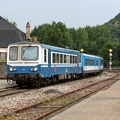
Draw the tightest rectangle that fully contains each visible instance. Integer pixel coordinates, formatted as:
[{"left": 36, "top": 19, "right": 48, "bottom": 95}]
[
  {"left": 0, "top": 16, "right": 26, "bottom": 47},
  {"left": 0, "top": 30, "right": 25, "bottom": 47}
]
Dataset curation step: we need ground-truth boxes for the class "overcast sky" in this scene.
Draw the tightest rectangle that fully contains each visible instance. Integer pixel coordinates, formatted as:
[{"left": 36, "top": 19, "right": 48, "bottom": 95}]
[{"left": 0, "top": 0, "right": 120, "bottom": 32}]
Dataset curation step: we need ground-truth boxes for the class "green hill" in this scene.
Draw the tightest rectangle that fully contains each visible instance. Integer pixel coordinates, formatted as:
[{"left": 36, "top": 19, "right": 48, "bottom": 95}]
[{"left": 104, "top": 13, "right": 120, "bottom": 42}]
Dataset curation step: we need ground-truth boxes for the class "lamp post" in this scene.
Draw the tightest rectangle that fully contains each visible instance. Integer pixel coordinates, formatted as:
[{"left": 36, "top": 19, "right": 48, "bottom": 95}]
[{"left": 109, "top": 49, "right": 112, "bottom": 72}]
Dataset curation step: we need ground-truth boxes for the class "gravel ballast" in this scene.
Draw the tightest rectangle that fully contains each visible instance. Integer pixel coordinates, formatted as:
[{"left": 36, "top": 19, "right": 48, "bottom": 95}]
[{"left": 0, "top": 72, "right": 119, "bottom": 119}]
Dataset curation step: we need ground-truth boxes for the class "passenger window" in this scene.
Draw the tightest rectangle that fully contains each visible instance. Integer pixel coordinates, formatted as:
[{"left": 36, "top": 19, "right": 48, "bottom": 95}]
[
  {"left": 44, "top": 49, "right": 47, "bottom": 63},
  {"left": 67, "top": 55, "right": 69, "bottom": 63},
  {"left": 73, "top": 56, "right": 75, "bottom": 63},
  {"left": 79, "top": 55, "right": 81, "bottom": 63},
  {"left": 60, "top": 54, "right": 63, "bottom": 63},
  {"left": 75, "top": 56, "right": 77, "bottom": 63},
  {"left": 53, "top": 53, "right": 55, "bottom": 63},
  {"left": 64, "top": 55, "right": 66, "bottom": 63},
  {"left": 57, "top": 54, "right": 59, "bottom": 63},
  {"left": 70, "top": 55, "right": 73, "bottom": 63}
]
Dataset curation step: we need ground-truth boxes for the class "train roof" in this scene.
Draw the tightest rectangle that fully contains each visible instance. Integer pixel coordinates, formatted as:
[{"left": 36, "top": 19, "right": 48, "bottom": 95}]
[
  {"left": 8, "top": 41, "right": 80, "bottom": 54},
  {"left": 8, "top": 41, "right": 39, "bottom": 45},
  {"left": 82, "top": 53, "right": 103, "bottom": 59},
  {"left": 40, "top": 43, "right": 80, "bottom": 53}
]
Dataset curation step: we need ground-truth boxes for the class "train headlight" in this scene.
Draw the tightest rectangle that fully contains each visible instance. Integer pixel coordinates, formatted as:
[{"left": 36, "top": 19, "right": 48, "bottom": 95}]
[
  {"left": 9, "top": 67, "right": 16, "bottom": 72},
  {"left": 30, "top": 67, "right": 38, "bottom": 72},
  {"left": 30, "top": 68, "right": 33, "bottom": 71},
  {"left": 34, "top": 67, "right": 38, "bottom": 71}
]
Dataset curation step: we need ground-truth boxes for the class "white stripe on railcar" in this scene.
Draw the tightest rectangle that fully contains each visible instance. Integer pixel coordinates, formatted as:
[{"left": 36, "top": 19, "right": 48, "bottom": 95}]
[{"left": 84, "top": 66, "right": 100, "bottom": 71}]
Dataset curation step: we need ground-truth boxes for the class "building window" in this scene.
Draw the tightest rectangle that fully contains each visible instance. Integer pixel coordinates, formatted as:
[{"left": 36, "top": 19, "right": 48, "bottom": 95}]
[
  {"left": 0, "top": 52, "right": 4, "bottom": 62},
  {"left": 0, "top": 52, "right": 4, "bottom": 58}
]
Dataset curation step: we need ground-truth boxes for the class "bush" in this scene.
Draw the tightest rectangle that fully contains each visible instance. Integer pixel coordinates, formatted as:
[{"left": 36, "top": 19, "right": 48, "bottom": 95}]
[{"left": 112, "top": 60, "right": 120, "bottom": 67}]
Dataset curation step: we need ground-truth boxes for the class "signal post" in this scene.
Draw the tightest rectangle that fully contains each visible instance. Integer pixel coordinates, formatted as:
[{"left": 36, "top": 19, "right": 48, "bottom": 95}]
[{"left": 109, "top": 49, "right": 112, "bottom": 72}]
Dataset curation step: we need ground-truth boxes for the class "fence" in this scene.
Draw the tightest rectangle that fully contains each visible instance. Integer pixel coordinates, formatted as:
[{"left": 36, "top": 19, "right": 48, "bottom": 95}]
[{"left": 0, "top": 62, "right": 7, "bottom": 79}]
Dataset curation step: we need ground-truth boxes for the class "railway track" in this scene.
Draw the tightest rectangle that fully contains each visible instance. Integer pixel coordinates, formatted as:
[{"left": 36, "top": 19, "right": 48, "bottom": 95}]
[
  {"left": 0, "top": 87, "right": 30, "bottom": 98},
  {"left": 104, "top": 68, "right": 120, "bottom": 72},
  {"left": 4, "top": 72, "right": 119, "bottom": 120},
  {"left": 0, "top": 72, "right": 104, "bottom": 98}
]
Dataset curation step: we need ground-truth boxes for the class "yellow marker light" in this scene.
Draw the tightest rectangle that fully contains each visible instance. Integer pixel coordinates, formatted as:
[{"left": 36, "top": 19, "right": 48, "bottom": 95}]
[
  {"left": 80, "top": 48, "right": 84, "bottom": 52},
  {"left": 109, "top": 49, "right": 112, "bottom": 53}
]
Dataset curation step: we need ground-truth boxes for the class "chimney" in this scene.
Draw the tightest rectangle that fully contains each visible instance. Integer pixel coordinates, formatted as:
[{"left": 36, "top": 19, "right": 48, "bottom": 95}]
[
  {"left": 26, "top": 22, "right": 30, "bottom": 40},
  {"left": 34, "top": 36, "right": 38, "bottom": 43}
]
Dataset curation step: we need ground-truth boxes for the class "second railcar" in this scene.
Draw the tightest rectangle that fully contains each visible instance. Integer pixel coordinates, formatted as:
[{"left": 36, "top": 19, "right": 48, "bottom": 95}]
[{"left": 81, "top": 53, "right": 103, "bottom": 76}]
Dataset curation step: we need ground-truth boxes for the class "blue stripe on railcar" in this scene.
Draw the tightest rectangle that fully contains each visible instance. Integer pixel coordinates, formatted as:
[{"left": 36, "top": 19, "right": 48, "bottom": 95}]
[
  {"left": 7, "top": 65, "right": 40, "bottom": 74},
  {"left": 40, "top": 65, "right": 82, "bottom": 77},
  {"left": 7, "top": 63, "right": 82, "bottom": 78}
]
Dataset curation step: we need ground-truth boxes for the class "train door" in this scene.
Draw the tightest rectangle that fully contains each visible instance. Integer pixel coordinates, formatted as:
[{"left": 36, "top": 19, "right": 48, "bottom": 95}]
[
  {"left": 81, "top": 53, "right": 84, "bottom": 73},
  {"left": 48, "top": 49, "right": 51, "bottom": 77},
  {"left": 77, "top": 53, "right": 82, "bottom": 73}
]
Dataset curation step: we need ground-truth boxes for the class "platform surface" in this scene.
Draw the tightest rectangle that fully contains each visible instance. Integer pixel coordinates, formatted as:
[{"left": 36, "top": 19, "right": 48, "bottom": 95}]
[
  {"left": 0, "top": 79, "right": 12, "bottom": 88},
  {"left": 50, "top": 80, "right": 120, "bottom": 120}
]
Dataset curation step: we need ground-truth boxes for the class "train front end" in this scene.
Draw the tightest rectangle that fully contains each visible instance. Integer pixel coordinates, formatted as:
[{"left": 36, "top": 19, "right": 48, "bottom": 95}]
[{"left": 7, "top": 41, "right": 41, "bottom": 87}]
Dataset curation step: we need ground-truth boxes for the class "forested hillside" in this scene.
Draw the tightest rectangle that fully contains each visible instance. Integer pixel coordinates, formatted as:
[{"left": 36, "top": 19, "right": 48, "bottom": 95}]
[
  {"left": 31, "top": 13, "right": 120, "bottom": 67},
  {"left": 104, "top": 13, "right": 120, "bottom": 42}
]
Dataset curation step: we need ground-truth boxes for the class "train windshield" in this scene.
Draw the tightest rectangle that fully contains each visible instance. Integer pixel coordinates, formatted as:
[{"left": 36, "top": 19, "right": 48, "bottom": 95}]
[{"left": 22, "top": 46, "right": 39, "bottom": 61}]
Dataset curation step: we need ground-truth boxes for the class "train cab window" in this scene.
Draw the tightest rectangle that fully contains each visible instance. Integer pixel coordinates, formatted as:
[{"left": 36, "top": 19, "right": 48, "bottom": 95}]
[
  {"left": 9, "top": 47, "right": 18, "bottom": 61},
  {"left": 44, "top": 49, "right": 47, "bottom": 63}
]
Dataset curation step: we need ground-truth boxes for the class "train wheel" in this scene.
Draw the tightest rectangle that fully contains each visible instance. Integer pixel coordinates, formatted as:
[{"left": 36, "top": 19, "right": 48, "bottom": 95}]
[
  {"left": 41, "top": 78, "right": 50, "bottom": 86},
  {"left": 52, "top": 76, "right": 58, "bottom": 84},
  {"left": 34, "top": 79, "right": 41, "bottom": 87}
]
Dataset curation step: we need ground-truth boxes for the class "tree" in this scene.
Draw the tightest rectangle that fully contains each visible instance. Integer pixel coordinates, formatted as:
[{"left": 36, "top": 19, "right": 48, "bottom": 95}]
[
  {"left": 31, "top": 21, "right": 73, "bottom": 48},
  {"left": 30, "top": 17, "right": 120, "bottom": 67}
]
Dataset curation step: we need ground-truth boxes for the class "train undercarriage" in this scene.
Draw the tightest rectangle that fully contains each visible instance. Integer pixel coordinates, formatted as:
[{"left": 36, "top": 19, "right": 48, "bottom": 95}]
[
  {"left": 7, "top": 71, "right": 102, "bottom": 88},
  {"left": 7, "top": 73, "right": 81, "bottom": 87}
]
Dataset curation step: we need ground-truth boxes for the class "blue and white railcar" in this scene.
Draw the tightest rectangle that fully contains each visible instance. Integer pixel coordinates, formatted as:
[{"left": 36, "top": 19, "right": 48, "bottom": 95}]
[
  {"left": 7, "top": 41, "right": 82, "bottom": 87},
  {"left": 81, "top": 53, "right": 103, "bottom": 76},
  {"left": 99, "top": 57, "right": 104, "bottom": 72}
]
